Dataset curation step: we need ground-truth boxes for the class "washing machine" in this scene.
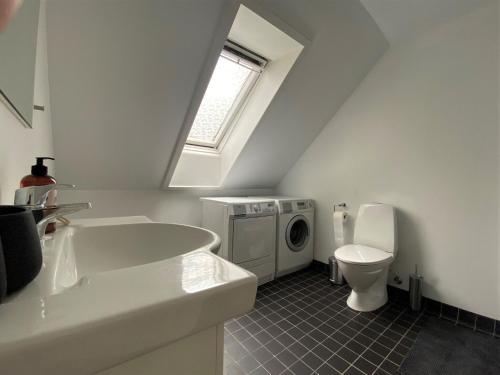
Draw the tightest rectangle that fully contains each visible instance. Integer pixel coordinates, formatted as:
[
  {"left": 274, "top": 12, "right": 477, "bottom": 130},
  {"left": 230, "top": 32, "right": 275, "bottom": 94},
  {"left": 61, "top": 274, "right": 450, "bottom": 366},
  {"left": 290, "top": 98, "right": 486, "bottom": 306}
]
[
  {"left": 253, "top": 197, "right": 314, "bottom": 277},
  {"left": 200, "top": 197, "right": 277, "bottom": 285}
]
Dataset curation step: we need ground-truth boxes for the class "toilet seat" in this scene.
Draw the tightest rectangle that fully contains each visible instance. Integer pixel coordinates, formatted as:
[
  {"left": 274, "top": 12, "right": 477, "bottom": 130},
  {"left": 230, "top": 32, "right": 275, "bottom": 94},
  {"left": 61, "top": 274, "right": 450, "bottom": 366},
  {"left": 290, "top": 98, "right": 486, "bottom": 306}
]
[{"left": 335, "top": 244, "right": 392, "bottom": 266}]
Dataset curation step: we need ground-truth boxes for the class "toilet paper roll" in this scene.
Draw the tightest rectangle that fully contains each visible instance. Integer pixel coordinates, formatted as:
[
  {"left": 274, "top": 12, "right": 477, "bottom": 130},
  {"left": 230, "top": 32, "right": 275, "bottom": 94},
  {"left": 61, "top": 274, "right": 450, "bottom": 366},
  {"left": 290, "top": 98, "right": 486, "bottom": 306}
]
[{"left": 333, "top": 211, "right": 347, "bottom": 247}]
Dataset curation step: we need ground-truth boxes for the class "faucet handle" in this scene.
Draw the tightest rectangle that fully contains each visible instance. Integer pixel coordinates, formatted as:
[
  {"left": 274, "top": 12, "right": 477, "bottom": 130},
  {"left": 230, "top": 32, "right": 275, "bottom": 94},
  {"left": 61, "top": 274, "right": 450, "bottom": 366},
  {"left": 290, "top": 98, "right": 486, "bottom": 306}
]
[
  {"left": 14, "top": 184, "right": 76, "bottom": 206},
  {"left": 34, "top": 202, "right": 91, "bottom": 238}
]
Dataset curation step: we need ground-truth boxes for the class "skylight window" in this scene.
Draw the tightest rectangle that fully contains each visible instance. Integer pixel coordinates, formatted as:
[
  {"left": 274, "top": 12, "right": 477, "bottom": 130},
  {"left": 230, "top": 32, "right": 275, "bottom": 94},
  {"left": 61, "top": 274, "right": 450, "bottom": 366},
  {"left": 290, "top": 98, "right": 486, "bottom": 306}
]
[{"left": 186, "top": 41, "right": 267, "bottom": 149}]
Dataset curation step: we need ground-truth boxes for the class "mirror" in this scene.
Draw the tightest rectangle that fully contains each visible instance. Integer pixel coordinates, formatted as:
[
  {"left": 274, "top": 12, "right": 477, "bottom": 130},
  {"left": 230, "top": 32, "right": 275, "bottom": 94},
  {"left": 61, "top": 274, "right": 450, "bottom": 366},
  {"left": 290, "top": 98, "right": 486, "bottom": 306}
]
[{"left": 0, "top": 0, "right": 40, "bottom": 128}]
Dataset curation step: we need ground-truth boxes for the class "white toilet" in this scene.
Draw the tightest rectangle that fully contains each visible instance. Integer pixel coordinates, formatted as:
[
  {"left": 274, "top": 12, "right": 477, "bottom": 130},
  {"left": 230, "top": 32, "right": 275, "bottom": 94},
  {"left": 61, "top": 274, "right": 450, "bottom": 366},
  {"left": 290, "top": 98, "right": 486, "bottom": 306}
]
[{"left": 335, "top": 203, "right": 397, "bottom": 312}]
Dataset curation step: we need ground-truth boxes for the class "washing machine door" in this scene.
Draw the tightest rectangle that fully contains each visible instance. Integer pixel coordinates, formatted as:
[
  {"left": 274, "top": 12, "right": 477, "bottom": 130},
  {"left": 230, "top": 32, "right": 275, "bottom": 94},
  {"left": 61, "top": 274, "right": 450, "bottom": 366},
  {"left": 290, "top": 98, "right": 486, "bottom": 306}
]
[
  {"left": 286, "top": 214, "right": 310, "bottom": 252},
  {"left": 231, "top": 215, "right": 275, "bottom": 264}
]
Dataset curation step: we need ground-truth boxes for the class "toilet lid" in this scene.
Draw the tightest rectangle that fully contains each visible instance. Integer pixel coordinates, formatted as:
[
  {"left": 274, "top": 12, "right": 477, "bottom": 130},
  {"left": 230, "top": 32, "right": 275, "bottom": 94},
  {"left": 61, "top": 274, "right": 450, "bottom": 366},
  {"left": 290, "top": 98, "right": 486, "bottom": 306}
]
[{"left": 335, "top": 244, "right": 392, "bottom": 265}]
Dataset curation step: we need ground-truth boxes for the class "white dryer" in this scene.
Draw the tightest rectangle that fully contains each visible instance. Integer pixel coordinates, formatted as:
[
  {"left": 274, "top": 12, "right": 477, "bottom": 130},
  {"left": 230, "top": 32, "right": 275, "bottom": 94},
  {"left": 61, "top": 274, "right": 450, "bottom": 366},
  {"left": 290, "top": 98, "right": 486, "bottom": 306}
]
[
  {"left": 200, "top": 197, "right": 277, "bottom": 285},
  {"left": 252, "top": 197, "right": 314, "bottom": 277}
]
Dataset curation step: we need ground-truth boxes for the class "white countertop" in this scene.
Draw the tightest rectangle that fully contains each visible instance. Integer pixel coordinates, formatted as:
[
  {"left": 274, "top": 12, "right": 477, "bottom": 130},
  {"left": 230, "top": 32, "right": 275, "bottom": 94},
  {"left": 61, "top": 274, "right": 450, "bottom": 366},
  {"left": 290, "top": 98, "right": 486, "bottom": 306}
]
[{"left": 0, "top": 216, "right": 257, "bottom": 374}]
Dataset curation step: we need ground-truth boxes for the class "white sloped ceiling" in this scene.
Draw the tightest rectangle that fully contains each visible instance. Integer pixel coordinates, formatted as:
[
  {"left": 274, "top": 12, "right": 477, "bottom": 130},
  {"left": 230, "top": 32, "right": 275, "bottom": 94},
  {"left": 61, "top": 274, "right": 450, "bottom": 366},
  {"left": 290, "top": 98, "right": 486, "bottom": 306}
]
[
  {"left": 47, "top": 0, "right": 388, "bottom": 190},
  {"left": 222, "top": 0, "right": 388, "bottom": 188},
  {"left": 360, "top": 0, "right": 495, "bottom": 45}
]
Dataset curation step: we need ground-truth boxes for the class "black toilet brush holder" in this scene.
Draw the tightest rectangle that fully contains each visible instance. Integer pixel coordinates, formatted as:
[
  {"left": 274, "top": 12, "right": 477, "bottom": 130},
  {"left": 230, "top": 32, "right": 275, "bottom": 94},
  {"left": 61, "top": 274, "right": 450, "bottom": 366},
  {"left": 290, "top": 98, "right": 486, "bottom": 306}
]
[{"left": 409, "top": 265, "right": 423, "bottom": 312}]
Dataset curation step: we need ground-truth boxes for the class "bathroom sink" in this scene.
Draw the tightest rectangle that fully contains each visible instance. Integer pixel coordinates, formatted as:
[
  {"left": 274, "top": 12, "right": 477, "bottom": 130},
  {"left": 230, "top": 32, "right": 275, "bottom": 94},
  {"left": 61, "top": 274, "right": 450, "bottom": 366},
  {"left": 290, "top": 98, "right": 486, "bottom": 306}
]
[
  {"left": 0, "top": 216, "right": 257, "bottom": 374},
  {"left": 52, "top": 220, "right": 221, "bottom": 293},
  {"left": 69, "top": 222, "right": 219, "bottom": 272}
]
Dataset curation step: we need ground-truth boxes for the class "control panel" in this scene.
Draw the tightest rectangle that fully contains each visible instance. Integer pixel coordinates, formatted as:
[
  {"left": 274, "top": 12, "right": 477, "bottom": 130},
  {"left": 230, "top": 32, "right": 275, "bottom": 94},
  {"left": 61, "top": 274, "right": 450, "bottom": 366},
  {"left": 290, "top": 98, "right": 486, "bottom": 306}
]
[
  {"left": 230, "top": 202, "right": 276, "bottom": 217},
  {"left": 279, "top": 199, "right": 314, "bottom": 214}
]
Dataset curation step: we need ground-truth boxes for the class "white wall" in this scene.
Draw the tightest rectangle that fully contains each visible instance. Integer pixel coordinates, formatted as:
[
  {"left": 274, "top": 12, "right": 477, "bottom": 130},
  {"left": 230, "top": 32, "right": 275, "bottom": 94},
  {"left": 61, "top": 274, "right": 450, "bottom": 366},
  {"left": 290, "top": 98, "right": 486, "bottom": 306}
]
[
  {"left": 0, "top": 0, "right": 53, "bottom": 204},
  {"left": 278, "top": 2, "right": 499, "bottom": 319},
  {"left": 170, "top": 150, "right": 221, "bottom": 188},
  {"left": 59, "top": 188, "right": 274, "bottom": 226}
]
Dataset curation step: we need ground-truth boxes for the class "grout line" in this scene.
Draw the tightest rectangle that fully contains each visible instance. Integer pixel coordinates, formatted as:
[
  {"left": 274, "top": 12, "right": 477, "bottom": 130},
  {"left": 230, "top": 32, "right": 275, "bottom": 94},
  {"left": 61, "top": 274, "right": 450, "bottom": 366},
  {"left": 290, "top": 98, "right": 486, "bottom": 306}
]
[
  {"left": 247, "top": 280, "right": 375, "bottom": 373},
  {"left": 234, "top": 274, "right": 356, "bottom": 373},
  {"left": 284, "top": 304, "right": 394, "bottom": 375},
  {"left": 335, "top": 307, "right": 409, "bottom": 375},
  {"left": 372, "top": 309, "right": 425, "bottom": 374},
  {"left": 226, "top": 270, "right": 421, "bottom": 375},
  {"left": 226, "top": 272, "right": 337, "bottom": 371},
  {"left": 261, "top": 281, "right": 352, "bottom": 373},
  {"left": 253, "top": 300, "right": 376, "bottom": 372}
]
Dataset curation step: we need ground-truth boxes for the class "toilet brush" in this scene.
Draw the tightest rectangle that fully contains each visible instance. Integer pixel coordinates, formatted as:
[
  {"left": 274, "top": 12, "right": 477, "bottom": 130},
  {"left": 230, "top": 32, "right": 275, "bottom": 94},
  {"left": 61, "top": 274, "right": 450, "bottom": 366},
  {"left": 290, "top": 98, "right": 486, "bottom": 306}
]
[{"left": 409, "top": 265, "right": 423, "bottom": 311}]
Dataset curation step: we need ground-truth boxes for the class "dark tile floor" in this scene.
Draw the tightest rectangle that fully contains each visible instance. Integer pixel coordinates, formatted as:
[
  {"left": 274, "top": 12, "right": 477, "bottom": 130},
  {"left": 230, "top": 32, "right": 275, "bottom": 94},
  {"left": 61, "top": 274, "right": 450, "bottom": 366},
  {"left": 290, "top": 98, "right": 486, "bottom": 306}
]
[{"left": 224, "top": 268, "right": 424, "bottom": 375}]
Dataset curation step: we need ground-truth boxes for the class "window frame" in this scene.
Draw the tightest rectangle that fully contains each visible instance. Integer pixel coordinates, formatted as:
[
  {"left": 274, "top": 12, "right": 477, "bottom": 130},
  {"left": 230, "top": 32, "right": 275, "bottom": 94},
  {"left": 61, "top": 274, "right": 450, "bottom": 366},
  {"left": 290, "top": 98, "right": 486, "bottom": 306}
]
[{"left": 186, "top": 41, "right": 267, "bottom": 150}]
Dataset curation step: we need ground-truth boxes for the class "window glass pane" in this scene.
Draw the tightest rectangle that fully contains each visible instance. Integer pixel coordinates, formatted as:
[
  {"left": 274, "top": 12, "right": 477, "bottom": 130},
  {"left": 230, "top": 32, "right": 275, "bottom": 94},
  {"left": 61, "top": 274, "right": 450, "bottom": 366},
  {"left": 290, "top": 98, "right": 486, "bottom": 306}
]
[{"left": 187, "top": 55, "right": 253, "bottom": 146}]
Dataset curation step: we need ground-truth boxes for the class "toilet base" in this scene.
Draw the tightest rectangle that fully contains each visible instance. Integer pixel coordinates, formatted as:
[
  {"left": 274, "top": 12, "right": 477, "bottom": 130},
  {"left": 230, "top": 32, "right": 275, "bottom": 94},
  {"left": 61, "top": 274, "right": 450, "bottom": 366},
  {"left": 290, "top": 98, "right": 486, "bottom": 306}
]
[
  {"left": 346, "top": 269, "right": 389, "bottom": 312},
  {"left": 347, "top": 289, "right": 388, "bottom": 312}
]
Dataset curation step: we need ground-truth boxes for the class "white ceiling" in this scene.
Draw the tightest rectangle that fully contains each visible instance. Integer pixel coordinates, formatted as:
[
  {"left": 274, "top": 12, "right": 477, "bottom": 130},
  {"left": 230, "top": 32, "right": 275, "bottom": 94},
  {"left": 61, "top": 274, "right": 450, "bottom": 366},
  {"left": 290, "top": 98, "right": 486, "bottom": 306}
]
[
  {"left": 222, "top": 0, "right": 388, "bottom": 188},
  {"left": 228, "top": 5, "right": 303, "bottom": 60},
  {"left": 46, "top": 0, "right": 388, "bottom": 190},
  {"left": 361, "top": 0, "right": 495, "bottom": 45},
  {"left": 47, "top": 0, "right": 227, "bottom": 189}
]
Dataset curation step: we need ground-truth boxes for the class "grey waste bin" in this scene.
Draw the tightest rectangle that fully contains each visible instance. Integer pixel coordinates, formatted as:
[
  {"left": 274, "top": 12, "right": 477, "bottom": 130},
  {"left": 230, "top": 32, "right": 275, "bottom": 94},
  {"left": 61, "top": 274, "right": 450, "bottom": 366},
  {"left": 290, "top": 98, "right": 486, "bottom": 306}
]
[{"left": 329, "top": 255, "right": 344, "bottom": 285}]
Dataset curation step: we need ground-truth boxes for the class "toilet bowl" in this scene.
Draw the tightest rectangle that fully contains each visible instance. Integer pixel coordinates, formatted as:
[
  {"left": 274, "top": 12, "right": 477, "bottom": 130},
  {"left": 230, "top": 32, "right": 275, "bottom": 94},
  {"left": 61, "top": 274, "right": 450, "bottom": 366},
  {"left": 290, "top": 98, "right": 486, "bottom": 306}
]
[{"left": 334, "top": 203, "right": 396, "bottom": 312}]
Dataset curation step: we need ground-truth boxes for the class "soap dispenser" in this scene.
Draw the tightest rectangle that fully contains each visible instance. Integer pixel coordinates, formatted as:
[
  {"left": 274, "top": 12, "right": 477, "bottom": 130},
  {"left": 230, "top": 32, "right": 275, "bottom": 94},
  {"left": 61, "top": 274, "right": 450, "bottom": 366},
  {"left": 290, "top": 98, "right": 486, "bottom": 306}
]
[{"left": 20, "top": 157, "right": 57, "bottom": 233}]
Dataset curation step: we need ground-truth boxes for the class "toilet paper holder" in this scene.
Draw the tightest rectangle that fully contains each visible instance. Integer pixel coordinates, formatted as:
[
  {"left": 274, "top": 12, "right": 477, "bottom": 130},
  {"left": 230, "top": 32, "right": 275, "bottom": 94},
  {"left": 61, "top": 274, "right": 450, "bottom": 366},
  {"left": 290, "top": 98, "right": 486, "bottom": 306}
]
[{"left": 334, "top": 203, "right": 347, "bottom": 212}]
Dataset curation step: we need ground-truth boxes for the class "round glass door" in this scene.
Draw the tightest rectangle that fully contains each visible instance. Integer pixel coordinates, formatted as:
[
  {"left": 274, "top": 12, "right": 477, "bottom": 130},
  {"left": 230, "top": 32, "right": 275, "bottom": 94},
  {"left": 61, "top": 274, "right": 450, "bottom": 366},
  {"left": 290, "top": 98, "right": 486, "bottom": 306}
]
[{"left": 286, "top": 215, "right": 310, "bottom": 252}]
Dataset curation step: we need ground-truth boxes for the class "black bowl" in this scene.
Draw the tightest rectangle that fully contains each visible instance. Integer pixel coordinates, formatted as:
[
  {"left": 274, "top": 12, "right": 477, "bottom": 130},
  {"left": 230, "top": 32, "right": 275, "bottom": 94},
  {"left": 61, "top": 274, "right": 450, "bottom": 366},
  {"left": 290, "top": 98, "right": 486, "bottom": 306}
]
[
  {"left": 0, "top": 206, "right": 42, "bottom": 294},
  {"left": 0, "top": 239, "right": 6, "bottom": 302}
]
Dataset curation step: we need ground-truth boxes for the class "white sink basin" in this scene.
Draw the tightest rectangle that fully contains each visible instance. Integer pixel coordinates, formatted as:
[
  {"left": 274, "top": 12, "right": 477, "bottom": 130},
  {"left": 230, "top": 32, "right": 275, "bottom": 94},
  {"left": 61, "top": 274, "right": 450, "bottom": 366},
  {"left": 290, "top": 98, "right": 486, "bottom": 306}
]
[
  {"left": 0, "top": 216, "right": 257, "bottom": 375},
  {"left": 70, "top": 222, "right": 218, "bottom": 271},
  {"left": 53, "top": 221, "right": 221, "bottom": 293}
]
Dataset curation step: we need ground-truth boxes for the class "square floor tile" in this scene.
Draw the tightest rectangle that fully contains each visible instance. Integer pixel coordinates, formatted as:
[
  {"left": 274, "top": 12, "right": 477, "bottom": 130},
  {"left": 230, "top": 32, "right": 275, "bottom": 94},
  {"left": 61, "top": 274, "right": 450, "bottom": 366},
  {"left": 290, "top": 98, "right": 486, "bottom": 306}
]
[
  {"left": 344, "top": 365, "right": 365, "bottom": 375},
  {"left": 262, "top": 357, "right": 286, "bottom": 374},
  {"left": 288, "top": 360, "right": 314, "bottom": 375},
  {"left": 316, "top": 363, "right": 341, "bottom": 375},
  {"left": 346, "top": 339, "right": 366, "bottom": 354},
  {"left": 238, "top": 354, "right": 261, "bottom": 373},
  {"left": 252, "top": 347, "right": 273, "bottom": 365},
  {"left": 264, "top": 339, "right": 285, "bottom": 355},
  {"left": 224, "top": 267, "right": 424, "bottom": 375},
  {"left": 353, "top": 357, "right": 377, "bottom": 374},
  {"left": 313, "top": 344, "right": 333, "bottom": 361},
  {"left": 254, "top": 330, "right": 273, "bottom": 346},
  {"left": 275, "top": 332, "right": 295, "bottom": 347},
  {"left": 276, "top": 349, "right": 298, "bottom": 368},
  {"left": 241, "top": 337, "right": 261, "bottom": 353},
  {"left": 248, "top": 367, "right": 269, "bottom": 375},
  {"left": 362, "top": 349, "right": 385, "bottom": 366},
  {"left": 327, "top": 354, "right": 350, "bottom": 373},
  {"left": 233, "top": 329, "right": 252, "bottom": 342},
  {"left": 301, "top": 352, "right": 323, "bottom": 370},
  {"left": 288, "top": 341, "right": 309, "bottom": 358}
]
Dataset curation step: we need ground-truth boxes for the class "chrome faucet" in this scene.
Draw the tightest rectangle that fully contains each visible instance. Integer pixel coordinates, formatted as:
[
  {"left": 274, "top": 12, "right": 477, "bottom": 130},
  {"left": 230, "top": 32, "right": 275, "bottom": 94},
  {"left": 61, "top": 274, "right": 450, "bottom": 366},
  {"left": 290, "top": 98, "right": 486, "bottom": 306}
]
[
  {"left": 14, "top": 184, "right": 76, "bottom": 206},
  {"left": 14, "top": 185, "right": 91, "bottom": 239},
  {"left": 33, "top": 203, "right": 92, "bottom": 238}
]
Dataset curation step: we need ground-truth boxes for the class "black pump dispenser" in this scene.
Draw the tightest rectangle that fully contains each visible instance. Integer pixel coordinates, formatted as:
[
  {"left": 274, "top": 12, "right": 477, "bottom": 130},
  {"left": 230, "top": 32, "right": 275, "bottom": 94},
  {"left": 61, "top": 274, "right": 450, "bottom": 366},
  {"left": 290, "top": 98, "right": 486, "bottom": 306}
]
[{"left": 31, "top": 157, "right": 55, "bottom": 177}]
